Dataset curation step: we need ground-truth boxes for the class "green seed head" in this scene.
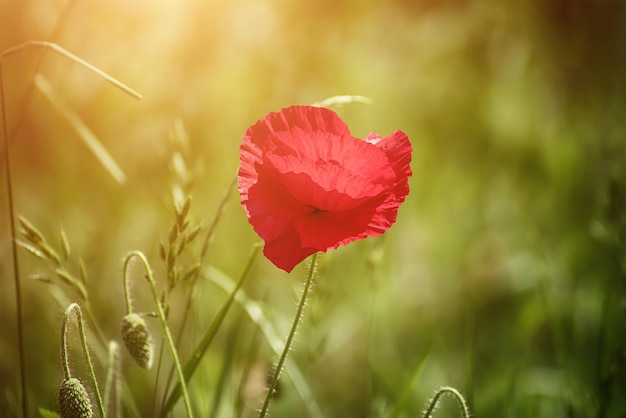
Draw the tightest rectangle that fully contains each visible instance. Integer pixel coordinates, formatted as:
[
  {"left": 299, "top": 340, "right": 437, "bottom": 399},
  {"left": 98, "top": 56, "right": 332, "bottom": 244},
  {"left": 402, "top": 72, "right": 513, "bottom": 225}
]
[
  {"left": 58, "top": 378, "right": 94, "bottom": 418},
  {"left": 121, "top": 313, "right": 154, "bottom": 369}
]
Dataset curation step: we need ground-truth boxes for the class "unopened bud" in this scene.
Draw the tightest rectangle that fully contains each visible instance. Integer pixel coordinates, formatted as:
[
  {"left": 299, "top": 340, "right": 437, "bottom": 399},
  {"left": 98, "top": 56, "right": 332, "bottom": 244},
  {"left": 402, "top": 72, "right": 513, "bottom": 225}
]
[
  {"left": 58, "top": 378, "right": 94, "bottom": 418},
  {"left": 121, "top": 313, "right": 154, "bottom": 369}
]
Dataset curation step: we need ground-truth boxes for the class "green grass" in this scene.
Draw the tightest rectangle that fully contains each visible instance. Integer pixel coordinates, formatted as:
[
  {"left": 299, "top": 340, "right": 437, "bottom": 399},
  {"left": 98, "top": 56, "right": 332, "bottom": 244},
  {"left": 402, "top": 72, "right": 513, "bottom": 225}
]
[{"left": 1, "top": 1, "right": 626, "bottom": 417}]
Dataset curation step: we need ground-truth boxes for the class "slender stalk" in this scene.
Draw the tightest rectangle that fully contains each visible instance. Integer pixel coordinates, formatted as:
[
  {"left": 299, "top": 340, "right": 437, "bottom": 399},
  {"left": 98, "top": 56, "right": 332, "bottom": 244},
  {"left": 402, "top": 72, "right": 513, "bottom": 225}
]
[
  {"left": 60, "top": 308, "right": 72, "bottom": 381},
  {"left": 123, "top": 251, "right": 194, "bottom": 418},
  {"left": 122, "top": 254, "right": 134, "bottom": 315},
  {"left": 422, "top": 386, "right": 470, "bottom": 418},
  {"left": 258, "top": 252, "right": 319, "bottom": 418},
  {"left": 63, "top": 303, "right": 106, "bottom": 418},
  {"left": 2, "top": 41, "right": 142, "bottom": 100},
  {"left": 0, "top": 57, "right": 28, "bottom": 418}
]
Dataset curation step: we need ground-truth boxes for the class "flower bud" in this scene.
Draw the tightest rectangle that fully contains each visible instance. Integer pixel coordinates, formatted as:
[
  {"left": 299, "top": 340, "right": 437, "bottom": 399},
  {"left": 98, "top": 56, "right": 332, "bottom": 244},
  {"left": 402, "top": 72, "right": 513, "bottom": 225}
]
[
  {"left": 58, "top": 377, "right": 94, "bottom": 418},
  {"left": 121, "top": 313, "right": 154, "bottom": 369}
]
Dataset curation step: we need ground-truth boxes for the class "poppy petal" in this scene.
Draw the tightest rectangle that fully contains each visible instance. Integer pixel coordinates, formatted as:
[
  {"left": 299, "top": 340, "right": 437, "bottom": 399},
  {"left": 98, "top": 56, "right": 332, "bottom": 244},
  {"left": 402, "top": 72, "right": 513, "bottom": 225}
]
[
  {"left": 365, "top": 130, "right": 413, "bottom": 196},
  {"left": 238, "top": 105, "right": 412, "bottom": 272},
  {"left": 245, "top": 106, "right": 352, "bottom": 150},
  {"left": 263, "top": 229, "right": 318, "bottom": 273}
]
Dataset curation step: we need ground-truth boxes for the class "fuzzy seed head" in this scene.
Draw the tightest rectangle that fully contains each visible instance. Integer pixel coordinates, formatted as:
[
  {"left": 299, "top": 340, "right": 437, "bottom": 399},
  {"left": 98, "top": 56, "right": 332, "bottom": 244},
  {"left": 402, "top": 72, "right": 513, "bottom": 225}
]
[
  {"left": 58, "top": 378, "right": 94, "bottom": 418},
  {"left": 121, "top": 313, "right": 154, "bottom": 369}
]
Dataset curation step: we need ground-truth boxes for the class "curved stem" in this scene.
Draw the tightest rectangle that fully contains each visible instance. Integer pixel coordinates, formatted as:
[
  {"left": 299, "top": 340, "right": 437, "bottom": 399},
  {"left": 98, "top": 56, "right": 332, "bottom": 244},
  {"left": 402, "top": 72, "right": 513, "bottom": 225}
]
[
  {"left": 122, "top": 255, "right": 134, "bottom": 315},
  {"left": 63, "top": 303, "right": 106, "bottom": 418},
  {"left": 123, "top": 251, "right": 194, "bottom": 418},
  {"left": 259, "top": 252, "right": 319, "bottom": 418},
  {"left": 422, "top": 386, "right": 470, "bottom": 418},
  {"left": 60, "top": 307, "right": 73, "bottom": 381}
]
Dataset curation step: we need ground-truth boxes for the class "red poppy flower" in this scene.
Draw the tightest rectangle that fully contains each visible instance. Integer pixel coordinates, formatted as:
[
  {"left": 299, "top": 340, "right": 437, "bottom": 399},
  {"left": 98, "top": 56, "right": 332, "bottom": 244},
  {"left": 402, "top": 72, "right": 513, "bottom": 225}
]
[{"left": 238, "top": 105, "right": 412, "bottom": 272}]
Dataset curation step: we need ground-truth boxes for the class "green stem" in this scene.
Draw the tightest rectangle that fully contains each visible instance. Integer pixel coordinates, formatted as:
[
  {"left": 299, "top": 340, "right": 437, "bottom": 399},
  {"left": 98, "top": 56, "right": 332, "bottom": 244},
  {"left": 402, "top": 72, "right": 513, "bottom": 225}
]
[
  {"left": 258, "top": 252, "right": 319, "bottom": 418},
  {"left": 60, "top": 310, "right": 72, "bottom": 381},
  {"left": 122, "top": 254, "right": 134, "bottom": 315},
  {"left": 63, "top": 303, "right": 106, "bottom": 418},
  {"left": 0, "top": 58, "right": 28, "bottom": 418},
  {"left": 422, "top": 386, "right": 470, "bottom": 418},
  {"left": 123, "top": 251, "right": 194, "bottom": 418}
]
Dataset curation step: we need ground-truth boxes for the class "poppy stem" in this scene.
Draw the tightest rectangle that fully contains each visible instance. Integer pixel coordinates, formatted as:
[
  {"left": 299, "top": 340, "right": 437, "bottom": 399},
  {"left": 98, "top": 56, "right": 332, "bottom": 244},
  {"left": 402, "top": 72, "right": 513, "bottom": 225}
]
[
  {"left": 123, "top": 251, "right": 195, "bottom": 418},
  {"left": 62, "top": 303, "right": 106, "bottom": 418},
  {"left": 421, "top": 386, "right": 470, "bottom": 418},
  {"left": 258, "top": 252, "right": 319, "bottom": 418}
]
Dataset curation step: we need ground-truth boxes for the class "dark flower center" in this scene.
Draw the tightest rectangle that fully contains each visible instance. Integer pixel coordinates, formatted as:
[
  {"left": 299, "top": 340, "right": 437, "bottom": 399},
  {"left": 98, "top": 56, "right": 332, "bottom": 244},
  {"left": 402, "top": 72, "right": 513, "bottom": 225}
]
[{"left": 307, "top": 205, "right": 327, "bottom": 214}]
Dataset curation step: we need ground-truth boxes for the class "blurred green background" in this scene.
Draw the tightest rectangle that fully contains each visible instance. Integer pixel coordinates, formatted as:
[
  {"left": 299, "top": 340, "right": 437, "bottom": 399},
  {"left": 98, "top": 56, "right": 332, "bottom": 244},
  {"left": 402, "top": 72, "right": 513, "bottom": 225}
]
[{"left": 1, "top": 0, "right": 626, "bottom": 417}]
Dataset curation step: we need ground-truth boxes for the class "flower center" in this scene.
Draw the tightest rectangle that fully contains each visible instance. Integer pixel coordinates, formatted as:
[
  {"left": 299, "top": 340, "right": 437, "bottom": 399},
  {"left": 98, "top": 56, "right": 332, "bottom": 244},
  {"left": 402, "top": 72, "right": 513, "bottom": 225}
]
[{"left": 307, "top": 205, "right": 327, "bottom": 214}]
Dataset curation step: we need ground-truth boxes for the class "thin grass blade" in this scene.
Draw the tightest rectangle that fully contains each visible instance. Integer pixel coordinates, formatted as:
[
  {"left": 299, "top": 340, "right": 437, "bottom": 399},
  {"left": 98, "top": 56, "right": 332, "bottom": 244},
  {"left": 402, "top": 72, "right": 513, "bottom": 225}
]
[{"left": 34, "top": 73, "right": 126, "bottom": 184}]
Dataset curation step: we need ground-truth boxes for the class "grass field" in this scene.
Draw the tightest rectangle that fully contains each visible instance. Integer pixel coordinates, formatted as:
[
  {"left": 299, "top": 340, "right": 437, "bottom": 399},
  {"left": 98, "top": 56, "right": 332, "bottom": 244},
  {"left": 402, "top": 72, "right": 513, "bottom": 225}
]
[{"left": 1, "top": 1, "right": 625, "bottom": 417}]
